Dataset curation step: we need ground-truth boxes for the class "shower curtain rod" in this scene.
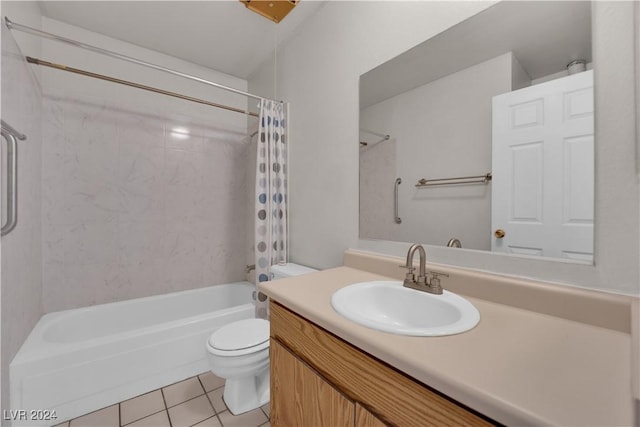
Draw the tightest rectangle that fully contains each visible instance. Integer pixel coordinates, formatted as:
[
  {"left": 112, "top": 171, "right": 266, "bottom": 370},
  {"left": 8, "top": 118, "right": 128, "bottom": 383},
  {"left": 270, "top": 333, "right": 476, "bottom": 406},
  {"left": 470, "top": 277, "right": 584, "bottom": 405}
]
[
  {"left": 5, "top": 17, "right": 276, "bottom": 104},
  {"left": 26, "top": 57, "right": 259, "bottom": 118}
]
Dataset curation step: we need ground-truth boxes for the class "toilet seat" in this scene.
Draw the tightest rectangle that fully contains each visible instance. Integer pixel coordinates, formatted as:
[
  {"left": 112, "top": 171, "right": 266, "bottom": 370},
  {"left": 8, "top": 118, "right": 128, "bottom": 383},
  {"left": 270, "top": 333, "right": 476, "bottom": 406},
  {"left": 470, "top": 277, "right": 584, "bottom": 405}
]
[{"left": 208, "top": 318, "right": 269, "bottom": 357}]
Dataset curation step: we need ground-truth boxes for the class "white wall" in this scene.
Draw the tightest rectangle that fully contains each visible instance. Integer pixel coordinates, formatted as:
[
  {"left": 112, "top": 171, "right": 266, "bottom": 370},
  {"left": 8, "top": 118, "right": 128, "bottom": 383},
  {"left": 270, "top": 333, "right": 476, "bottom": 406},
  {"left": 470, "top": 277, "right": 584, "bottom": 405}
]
[
  {"left": 249, "top": 1, "right": 639, "bottom": 295},
  {"left": 38, "top": 18, "right": 255, "bottom": 312},
  {"left": 0, "top": 1, "right": 43, "bottom": 419}
]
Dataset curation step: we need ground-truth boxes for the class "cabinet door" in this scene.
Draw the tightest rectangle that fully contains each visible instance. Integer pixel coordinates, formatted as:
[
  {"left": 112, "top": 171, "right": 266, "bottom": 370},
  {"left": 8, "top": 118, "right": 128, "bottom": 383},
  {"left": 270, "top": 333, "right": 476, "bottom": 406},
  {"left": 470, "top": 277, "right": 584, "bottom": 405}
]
[
  {"left": 356, "top": 403, "right": 388, "bottom": 427},
  {"left": 271, "top": 338, "right": 354, "bottom": 427}
]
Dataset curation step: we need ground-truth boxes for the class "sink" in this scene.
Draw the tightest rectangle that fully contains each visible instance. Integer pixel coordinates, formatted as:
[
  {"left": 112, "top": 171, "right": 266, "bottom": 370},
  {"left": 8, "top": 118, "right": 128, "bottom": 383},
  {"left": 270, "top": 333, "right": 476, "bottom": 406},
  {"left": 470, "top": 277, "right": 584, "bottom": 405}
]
[{"left": 331, "top": 281, "right": 480, "bottom": 336}]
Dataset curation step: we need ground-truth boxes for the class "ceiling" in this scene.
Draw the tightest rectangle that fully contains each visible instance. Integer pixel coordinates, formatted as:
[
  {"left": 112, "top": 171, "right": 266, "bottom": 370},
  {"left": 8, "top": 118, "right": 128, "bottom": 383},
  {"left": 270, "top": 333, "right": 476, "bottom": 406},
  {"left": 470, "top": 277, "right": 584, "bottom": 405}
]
[{"left": 38, "top": 0, "right": 326, "bottom": 80}]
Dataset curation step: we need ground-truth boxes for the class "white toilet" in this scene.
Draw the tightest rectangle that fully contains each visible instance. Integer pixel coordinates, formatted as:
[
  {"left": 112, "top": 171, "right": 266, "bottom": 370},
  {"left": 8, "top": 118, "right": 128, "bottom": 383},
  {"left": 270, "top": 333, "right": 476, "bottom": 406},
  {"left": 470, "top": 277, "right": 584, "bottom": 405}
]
[{"left": 206, "top": 262, "right": 317, "bottom": 415}]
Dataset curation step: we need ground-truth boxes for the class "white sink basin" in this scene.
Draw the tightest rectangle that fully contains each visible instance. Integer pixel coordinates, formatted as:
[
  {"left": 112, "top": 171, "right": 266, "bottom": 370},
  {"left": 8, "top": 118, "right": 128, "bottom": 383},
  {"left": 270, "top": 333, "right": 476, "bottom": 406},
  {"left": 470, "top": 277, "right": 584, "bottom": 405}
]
[{"left": 331, "top": 281, "right": 480, "bottom": 336}]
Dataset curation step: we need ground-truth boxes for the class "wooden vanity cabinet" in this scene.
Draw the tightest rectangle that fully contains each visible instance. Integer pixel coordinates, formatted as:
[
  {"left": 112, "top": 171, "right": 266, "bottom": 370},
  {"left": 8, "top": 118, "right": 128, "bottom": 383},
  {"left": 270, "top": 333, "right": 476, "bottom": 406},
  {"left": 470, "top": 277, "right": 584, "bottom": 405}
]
[
  {"left": 271, "top": 339, "right": 354, "bottom": 426},
  {"left": 269, "top": 301, "right": 495, "bottom": 427}
]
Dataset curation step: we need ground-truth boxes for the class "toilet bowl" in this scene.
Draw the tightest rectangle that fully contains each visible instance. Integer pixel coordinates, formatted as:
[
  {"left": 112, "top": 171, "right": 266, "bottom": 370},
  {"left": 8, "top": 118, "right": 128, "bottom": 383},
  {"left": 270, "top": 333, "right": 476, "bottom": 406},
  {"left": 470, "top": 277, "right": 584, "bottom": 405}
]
[
  {"left": 206, "top": 318, "right": 270, "bottom": 415},
  {"left": 207, "top": 263, "right": 317, "bottom": 414}
]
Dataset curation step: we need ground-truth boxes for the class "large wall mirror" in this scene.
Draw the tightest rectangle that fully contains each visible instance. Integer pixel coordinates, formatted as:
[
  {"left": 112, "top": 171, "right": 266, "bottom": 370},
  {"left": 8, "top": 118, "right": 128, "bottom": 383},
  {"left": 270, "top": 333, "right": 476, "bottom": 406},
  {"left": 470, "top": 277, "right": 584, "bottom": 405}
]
[{"left": 359, "top": 1, "right": 594, "bottom": 264}]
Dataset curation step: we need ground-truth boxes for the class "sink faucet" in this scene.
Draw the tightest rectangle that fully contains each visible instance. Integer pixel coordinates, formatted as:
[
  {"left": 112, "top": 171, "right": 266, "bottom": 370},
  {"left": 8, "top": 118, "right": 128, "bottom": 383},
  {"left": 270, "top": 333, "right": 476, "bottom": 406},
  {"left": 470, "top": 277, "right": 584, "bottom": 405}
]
[
  {"left": 401, "top": 244, "right": 448, "bottom": 295},
  {"left": 403, "top": 243, "right": 427, "bottom": 286}
]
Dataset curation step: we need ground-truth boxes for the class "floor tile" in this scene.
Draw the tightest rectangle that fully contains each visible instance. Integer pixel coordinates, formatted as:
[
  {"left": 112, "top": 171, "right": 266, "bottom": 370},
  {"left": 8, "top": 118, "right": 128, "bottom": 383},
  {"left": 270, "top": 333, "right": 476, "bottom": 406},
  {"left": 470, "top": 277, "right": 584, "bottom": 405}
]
[
  {"left": 69, "top": 405, "right": 119, "bottom": 427},
  {"left": 206, "top": 388, "right": 228, "bottom": 413},
  {"left": 120, "top": 390, "right": 165, "bottom": 425},
  {"left": 163, "top": 376, "right": 205, "bottom": 407},
  {"left": 193, "top": 415, "right": 222, "bottom": 427},
  {"left": 167, "top": 395, "right": 215, "bottom": 427},
  {"left": 199, "top": 371, "right": 225, "bottom": 392},
  {"left": 217, "top": 409, "right": 268, "bottom": 427},
  {"left": 52, "top": 422, "right": 69, "bottom": 427},
  {"left": 259, "top": 422, "right": 271, "bottom": 427},
  {"left": 261, "top": 403, "right": 270, "bottom": 417},
  {"left": 126, "top": 410, "right": 170, "bottom": 427}
]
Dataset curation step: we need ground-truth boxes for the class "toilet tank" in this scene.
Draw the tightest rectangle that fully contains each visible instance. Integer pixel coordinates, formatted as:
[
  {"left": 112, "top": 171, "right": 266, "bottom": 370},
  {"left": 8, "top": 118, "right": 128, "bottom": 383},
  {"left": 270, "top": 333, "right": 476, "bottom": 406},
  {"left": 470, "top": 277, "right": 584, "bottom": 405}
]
[{"left": 270, "top": 263, "right": 317, "bottom": 280}]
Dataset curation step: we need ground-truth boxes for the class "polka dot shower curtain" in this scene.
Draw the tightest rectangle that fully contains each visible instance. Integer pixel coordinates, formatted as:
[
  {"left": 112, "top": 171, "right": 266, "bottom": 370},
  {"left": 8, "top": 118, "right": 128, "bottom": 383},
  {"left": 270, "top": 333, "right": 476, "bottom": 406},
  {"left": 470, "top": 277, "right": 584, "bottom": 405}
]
[{"left": 254, "top": 99, "right": 288, "bottom": 319}]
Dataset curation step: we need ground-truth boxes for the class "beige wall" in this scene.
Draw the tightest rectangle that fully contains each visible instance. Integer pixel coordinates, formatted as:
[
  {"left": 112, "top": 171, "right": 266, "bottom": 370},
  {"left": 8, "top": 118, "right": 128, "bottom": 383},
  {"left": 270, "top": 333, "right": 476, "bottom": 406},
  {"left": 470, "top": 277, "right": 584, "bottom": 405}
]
[{"left": 249, "top": 1, "right": 639, "bottom": 295}]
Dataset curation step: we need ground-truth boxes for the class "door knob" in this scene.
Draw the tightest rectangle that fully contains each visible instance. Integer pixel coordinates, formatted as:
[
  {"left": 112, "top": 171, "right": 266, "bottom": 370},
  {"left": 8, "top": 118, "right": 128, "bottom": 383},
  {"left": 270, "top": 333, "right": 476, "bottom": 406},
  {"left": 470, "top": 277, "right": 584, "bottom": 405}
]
[{"left": 494, "top": 229, "right": 506, "bottom": 239}]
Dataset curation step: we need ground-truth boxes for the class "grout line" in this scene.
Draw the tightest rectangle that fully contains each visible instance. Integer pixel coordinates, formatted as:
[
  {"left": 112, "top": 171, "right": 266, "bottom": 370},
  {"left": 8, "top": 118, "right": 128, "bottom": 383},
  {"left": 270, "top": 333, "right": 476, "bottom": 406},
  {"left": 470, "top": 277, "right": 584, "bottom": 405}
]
[
  {"left": 196, "top": 375, "right": 209, "bottom": 395},
  {"left": 204, "top": 392, "right": 225, "bottom": 427},
  {"left": 120, "top": 388, "right": 163, "bottom": 405},
  {"left": 165, "top": 393, "right": 208, "bottom": 410},
  {"left": 204, "top": 389, "right": 217, "bottom": 414},
  {"left": 160, "top": 387, "right": 169, "bottom": 410},
  {"left": 215, "top": 411, "right": 229, "bottom": 427},
  {"left": 163, "top": 376, "right": 207, "bottom": 409},
  {"left": 160, "top": 389, "right": 173, "bottom": 427},
  {"left": 121, "top": 408, "right": 167, "bottom": 427},
  {"left": 118, "top": 403, "right": 121, "bottom": 427},
  {"left": 189, "top": 414, "right": 218, "bottom": 427},
  {"left": 259, "top": 406, "right": 269, "bottom": 421}
]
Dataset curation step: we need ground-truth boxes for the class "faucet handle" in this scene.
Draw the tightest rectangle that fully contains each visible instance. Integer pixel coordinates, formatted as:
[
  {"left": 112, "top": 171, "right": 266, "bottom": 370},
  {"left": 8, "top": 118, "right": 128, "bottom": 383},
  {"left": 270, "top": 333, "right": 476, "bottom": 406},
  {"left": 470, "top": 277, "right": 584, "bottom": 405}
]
[
  {"left": 429, "top": 271, "right": 449, "bottom": 279},
  {"left": 399, "top": 264, "right": 416, "bottom": 284},
  {"left": 428, "top": 271, "right": 449, "bottom": 294}
]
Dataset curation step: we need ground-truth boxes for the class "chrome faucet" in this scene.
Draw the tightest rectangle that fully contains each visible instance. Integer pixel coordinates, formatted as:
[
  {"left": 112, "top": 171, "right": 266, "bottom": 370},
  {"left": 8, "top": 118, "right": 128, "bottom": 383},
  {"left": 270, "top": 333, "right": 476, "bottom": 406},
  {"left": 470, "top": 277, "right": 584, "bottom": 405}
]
[
  {"left": 401, "top": 244, "right": 448, "bottom": 295},
  {"left": 403, "top": 243, "right": 427, "bottom": 287},
  {"left": 447, "top": 238, "right": 462, "bottom": 248}
]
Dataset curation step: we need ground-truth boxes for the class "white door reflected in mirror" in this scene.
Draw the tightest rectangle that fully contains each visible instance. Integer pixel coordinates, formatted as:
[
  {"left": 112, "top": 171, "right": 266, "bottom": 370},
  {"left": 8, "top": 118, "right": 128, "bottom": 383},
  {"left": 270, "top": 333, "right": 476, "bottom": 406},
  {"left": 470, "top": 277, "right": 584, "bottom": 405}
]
[{"left": 491, "top": 70, "right": 594, "bottom": 262}]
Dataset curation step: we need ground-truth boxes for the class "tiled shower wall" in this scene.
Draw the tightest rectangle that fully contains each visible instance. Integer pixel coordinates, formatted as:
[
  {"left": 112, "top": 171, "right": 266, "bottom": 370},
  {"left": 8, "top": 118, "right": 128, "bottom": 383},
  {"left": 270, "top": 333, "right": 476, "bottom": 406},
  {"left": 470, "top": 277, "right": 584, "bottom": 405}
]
[
  {"left": 1, "top": 24, "right": 43, "bottom": 418},
  {"left": 42, "top": 94, "right": 251, "bottom": 312}
]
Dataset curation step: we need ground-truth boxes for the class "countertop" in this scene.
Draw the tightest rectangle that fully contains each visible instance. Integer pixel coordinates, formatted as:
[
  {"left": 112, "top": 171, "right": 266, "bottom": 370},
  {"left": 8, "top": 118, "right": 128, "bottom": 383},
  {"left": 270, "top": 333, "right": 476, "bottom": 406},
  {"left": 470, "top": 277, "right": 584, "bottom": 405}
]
[{"left": 258, "top": 256, "right": 635, "bottom": 426}]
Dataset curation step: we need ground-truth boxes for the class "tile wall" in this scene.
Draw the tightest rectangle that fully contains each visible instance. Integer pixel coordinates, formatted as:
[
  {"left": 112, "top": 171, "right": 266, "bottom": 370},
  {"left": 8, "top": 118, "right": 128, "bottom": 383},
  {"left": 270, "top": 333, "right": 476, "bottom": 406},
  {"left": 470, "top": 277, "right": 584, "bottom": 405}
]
[
  {"left": 1, "top": 25, "right": 43, "bottom": 418},
  {"left": 42, "top": 93, "right": 252, "bottom": 312}
]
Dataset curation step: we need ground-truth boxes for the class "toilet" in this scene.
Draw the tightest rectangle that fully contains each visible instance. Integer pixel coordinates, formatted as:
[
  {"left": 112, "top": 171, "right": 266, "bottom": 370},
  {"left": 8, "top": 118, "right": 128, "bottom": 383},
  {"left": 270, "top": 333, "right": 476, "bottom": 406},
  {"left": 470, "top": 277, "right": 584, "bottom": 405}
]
[{"left": 206, "top": 262, "right": 317, "bottom": 415}]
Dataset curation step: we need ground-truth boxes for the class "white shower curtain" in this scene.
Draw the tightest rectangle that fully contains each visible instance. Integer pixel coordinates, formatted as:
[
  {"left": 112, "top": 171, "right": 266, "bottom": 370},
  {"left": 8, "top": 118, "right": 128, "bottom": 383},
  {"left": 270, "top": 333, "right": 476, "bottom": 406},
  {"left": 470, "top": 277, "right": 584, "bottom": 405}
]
[{"left": 254, "top": 99, "right": 288, "bottom": 319}]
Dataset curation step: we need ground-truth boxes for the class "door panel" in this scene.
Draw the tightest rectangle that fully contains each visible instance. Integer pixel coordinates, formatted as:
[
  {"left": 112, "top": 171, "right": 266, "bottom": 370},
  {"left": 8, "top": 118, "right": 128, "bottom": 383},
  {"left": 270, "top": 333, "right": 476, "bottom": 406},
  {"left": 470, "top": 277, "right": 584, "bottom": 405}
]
[{"left": 492, "top": 70, "right": 593, "bottom": 261}]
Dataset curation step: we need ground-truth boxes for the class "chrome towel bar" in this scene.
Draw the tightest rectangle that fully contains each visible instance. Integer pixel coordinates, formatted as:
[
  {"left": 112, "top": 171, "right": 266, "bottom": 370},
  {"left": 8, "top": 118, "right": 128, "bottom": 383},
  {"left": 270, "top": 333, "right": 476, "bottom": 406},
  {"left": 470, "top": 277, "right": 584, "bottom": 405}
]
[{"left": 415, "top": 172, "right": 492, "bottom": 188}]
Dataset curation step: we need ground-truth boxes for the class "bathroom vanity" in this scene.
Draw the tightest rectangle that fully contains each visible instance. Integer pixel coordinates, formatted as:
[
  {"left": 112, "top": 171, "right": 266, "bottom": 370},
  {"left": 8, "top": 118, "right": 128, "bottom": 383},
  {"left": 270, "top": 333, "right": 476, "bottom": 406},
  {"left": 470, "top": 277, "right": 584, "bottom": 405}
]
[
  {"left": 258, "top": 250, "right": 635, "bottom": 426},
  {"left": 270, "top": 302, "right": 491, "bottom": 426}
]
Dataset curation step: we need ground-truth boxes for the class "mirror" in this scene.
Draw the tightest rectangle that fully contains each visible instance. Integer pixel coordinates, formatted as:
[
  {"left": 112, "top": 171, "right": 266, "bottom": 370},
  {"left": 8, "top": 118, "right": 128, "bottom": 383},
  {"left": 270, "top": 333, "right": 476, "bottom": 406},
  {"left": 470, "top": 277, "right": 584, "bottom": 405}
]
[{"left": 359, "top": 1, "right": 594, "bottom": 263}]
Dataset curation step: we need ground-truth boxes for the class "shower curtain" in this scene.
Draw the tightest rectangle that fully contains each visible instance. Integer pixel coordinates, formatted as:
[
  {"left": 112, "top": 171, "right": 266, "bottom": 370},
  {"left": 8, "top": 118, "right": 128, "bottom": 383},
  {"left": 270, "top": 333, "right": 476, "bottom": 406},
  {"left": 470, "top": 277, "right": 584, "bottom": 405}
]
[{"left": 254, "top": 99, "right": 288, "bottom": 319}]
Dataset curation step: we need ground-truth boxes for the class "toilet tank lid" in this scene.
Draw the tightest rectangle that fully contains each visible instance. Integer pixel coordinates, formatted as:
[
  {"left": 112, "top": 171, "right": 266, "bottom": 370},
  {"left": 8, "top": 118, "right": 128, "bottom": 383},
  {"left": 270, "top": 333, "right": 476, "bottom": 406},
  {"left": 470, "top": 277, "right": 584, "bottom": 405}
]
[{"left": 270, "top": 262, "right": 317, "bottom": 277}]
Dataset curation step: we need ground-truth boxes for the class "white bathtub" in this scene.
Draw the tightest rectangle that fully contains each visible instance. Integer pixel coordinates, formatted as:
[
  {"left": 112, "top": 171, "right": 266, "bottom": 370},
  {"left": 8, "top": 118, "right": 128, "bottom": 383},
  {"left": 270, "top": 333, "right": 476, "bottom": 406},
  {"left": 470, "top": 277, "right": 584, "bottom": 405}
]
[{"left": 10, "top": 282, "right": 255, "bottom": 426}]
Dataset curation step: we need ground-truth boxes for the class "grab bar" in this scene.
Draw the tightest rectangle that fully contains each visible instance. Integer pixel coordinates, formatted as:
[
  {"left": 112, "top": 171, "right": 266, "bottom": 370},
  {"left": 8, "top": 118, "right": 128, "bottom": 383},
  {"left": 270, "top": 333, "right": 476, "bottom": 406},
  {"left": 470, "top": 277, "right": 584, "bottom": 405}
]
[
  {"left": 1, "top": 129, "right": 18, "bottom": 236},
  {"left": 1, "top": 120, "right": 26, "bottom": 236},
  {"left": 394, "top": 177, "right": 402, "bottom": 224},
  {"left": 1, "top": 119, "right": 26, "bottom": 141}
]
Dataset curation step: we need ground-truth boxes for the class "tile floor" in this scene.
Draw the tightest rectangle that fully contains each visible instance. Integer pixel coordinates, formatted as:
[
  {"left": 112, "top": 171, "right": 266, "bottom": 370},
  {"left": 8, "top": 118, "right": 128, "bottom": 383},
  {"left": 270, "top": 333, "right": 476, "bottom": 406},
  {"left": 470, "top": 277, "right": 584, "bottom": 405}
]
[{"left": 53, "top": 372, "right": 270, "bottom": 427}]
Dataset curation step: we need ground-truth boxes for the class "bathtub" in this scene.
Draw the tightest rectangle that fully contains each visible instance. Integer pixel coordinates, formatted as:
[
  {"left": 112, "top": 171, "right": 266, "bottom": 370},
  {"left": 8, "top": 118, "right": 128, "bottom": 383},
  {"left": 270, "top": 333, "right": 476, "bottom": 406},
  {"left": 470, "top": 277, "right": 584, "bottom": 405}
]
[{"left": 10, "top": 282, "right": 255, "bottom": 426}]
